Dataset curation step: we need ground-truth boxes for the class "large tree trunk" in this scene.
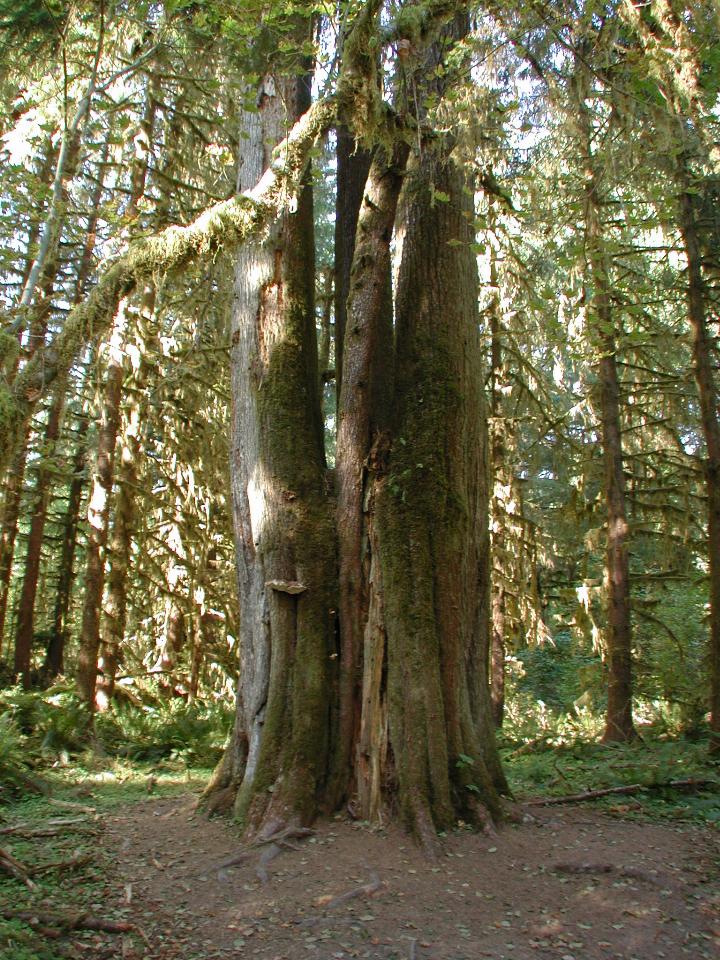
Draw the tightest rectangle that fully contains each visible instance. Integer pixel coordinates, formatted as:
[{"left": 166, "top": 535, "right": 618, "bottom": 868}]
[
  {"left": 370, "top": 144, "right": 506, "bottom": 846},
  {"left": 334, "top": 126, "right": 372, "bottom": 404},
  {"left": 204, "top": 70, "right": 336, "bottom": 831}
]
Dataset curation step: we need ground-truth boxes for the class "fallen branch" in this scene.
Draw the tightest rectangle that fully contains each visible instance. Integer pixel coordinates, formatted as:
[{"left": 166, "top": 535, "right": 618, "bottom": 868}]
[
  {"left": 2, "top": 909, "right": 134, "bottom": 938},
  {"left": 525, "top": 777, "right": 718, "bottom": 807},
  {"left": 0, "top": 818, "right": 98, "bottom": 839},
  {"left": 507, "top": 735, "right": 552, "bottom": 758},
  {"left": 30, "top": 851, "right": 93, "bottom": 876},
  {"left": 47, "top": 798, "right": 97, "bottom": 815},
  {"left": 0, "top": 847, "right": 35, "bottom": 888}
]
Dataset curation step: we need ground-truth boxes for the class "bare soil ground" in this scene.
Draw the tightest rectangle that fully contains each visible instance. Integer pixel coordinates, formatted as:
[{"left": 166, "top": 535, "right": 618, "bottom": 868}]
[{"left": 93, "top": 794, "right": 720, "bottom": 960}]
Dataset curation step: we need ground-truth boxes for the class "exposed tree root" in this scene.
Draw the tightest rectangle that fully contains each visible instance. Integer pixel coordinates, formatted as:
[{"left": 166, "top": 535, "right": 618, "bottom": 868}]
[
  {"left": 256, "top": 843, "right": 282, "bottom": 884},
  {"left": 553, "top": 861, "right": 666, "bottom": 886},
  {"left": 525, "top": 778, "right": 718, "bottom": 806},
  {"left": 194, "top": 824, "right": 315, "bottom": 877},
  {"left": 314, "top": 872, "right": 384, "bottom": 909}
]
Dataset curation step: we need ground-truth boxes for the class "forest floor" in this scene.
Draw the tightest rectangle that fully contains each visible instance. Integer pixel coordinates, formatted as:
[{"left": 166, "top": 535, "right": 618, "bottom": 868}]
[{"left": 1, "top": 754, "right": 718, "bottom": 960}]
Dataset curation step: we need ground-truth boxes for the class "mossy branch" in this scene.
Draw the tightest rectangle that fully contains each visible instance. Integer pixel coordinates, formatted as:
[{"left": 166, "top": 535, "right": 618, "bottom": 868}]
[{"left": 1, "top": 95, "right": 336, "bottom": 468}]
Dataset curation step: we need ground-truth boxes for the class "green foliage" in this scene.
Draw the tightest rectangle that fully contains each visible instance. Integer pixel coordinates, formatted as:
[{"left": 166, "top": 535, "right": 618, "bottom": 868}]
[{"left": 94, "top": 698, "right": 232, "bottom": 764}]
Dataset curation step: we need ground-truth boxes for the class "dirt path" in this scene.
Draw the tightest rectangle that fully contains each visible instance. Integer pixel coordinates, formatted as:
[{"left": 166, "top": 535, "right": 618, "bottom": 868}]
[{"left": 99, "top": 796, "right": 719, "bottom": 960}]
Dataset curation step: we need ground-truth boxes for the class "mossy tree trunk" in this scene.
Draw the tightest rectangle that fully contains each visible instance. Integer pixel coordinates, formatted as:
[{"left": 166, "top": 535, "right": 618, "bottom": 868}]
[
  {"left": 207, "top": 10, "right": 506, "bottom": 846},
  {"left": 204, "top": 69, "right": 336, "bottom": 831}
]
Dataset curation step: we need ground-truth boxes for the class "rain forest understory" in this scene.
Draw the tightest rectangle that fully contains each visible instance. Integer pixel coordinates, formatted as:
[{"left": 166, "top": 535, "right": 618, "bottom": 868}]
[{"left": 0, "top": 0, "right": 719, "bottom": 957}]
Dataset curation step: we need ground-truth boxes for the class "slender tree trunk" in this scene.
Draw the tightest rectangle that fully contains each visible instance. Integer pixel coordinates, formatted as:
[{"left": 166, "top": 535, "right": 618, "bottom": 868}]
[
  {"left": 574, "top": 65, "right": 635, "bottom": 742},
  {"left": 75, "top": 328, "right": 125, "bottom": 708},
  {"left": 13, "top": 387, "right": 64, "bottom": 685},
  {"left": 0, "top": 446, "right": 29, "bottom": 660},
  {"left": 12, "top": 149, "right": 108, "bottom": 685},
  {"left": 0, "top": 255, "right": 60, "bottom": 658},
  {"left": 46, "top": 415, "right": 89, "bottom": 679},
  {"left": 488, "top": 230, "right": 507, "bottom": 728},
  {"left": 76, "top": 85, "right": 157, "bottom": 711},
  {"left": 677, "top": 184, "right": 720, "bottom": 753}
]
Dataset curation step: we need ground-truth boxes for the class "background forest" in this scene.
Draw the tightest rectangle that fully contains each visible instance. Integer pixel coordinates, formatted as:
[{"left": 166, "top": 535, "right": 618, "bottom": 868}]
[{"left": 0, "top": 0, "right": 718, "bottom": 824}]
